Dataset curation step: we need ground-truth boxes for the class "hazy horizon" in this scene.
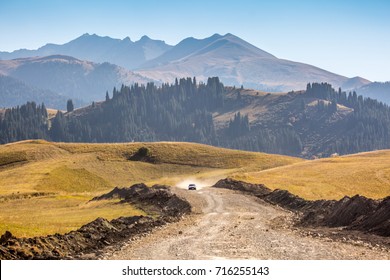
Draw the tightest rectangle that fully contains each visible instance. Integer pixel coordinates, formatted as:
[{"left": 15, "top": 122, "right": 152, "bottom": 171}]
[{"left": 0, "top": 0, "right": 389, "bottom": 82}]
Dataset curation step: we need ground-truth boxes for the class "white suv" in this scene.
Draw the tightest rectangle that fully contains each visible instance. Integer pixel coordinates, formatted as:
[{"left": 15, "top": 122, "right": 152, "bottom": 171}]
[{"left": 188, "top": 183, "right": 197, "bottom": 190}]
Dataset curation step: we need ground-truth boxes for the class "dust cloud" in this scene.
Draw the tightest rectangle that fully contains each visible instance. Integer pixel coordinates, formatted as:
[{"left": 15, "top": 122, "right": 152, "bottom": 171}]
[{"left": 175, "top": 178, "right": 220, "bottom": 190}]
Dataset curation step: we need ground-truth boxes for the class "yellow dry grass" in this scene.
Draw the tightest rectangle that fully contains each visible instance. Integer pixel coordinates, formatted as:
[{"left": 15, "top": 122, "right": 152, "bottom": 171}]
[
  {"left": 0, "top": 195, "right": 145, "bottom": 237},
  {"left": 46, "top": 108, "right": 59, "bottom": 119},
  {"left": 37, "top": 165, "right": 111, "bottom": 193},
  {"left": 238, "top": 150, "right": 390, "bottom": 200},
  {"left": 0, "top": 140, "right": 300, "bottom": 237},
  {"left": 4, "top": 140, "right": 390, "bottom": 237}
]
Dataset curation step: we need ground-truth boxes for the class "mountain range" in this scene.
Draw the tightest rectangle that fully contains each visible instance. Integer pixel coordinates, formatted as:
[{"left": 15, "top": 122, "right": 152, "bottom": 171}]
[
  {"left": 0, "top": 55, "right": 152, "bottom": 104},
  {"left": 0, "top": 33, "right": 172, "bottom": 70},
  {"left": 136, "top": 33, "right": 369, "bottom": 91},
  {"left": 0, "top": 33, "right": 387, "bottom": 108}
]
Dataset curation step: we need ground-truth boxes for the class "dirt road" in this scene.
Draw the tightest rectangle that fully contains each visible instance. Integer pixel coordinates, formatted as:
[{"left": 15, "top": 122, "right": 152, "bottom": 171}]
[{"left": 103, "top": 187, "right": 389, "bottom": 259}]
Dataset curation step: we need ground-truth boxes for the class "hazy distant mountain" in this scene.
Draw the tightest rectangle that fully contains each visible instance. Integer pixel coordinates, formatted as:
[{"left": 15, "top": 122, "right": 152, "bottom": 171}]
[
  {"left": 1, "top": 33, "right": 371, "bottom": 93},
  {"left": 0, "top": 33, "right": 172, "bottom": 69},
  {"left": 0, "top": 55, "right": 153, "bottom": 103},
  {"left": 137, "top": 33, "right": 368, "bottom": 91},
  {"left": 139, "top": 33, "right": 275, "bottom": 69},
  {"left": 355, "top": 82, "right": 390, "bottom": 104},
  {"left": 341, "top": 76, "right": 371, "bottom": 90},
  {"left": 0, "top": 75, "right": 74, "bottom": 109}
]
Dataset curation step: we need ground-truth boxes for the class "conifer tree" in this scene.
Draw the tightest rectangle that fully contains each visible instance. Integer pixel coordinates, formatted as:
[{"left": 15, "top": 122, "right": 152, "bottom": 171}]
[{"left": 67, "top": 99, "right": 74, "bottom": 112}]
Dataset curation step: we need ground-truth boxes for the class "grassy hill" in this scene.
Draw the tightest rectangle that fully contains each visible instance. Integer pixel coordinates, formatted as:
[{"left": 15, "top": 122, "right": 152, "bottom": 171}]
[
  {"left": 237, "top": 150, "right": 390, "bottom": 200},
  {"left": 0, "top": 140, "right": 300, "bottom": 237},
  {"left": 2, "top": 140, "right": 390, "bottom": 237}
]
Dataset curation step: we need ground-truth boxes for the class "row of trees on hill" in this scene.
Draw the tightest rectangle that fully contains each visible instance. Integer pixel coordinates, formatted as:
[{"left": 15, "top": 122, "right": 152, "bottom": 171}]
[
  {"left": 0, "top": 78, "right": 227, "bottom": 145},
  {"left": 49, "top": 77, "right": 224, "bottom": 143},
  {"left": 226, "top": 112, "right": 250, "bottom": 138},
  {"left": 306, "top": 82, "right": 390, "bottom": 155},
  {"left": 223, "top": 126, "right": 303, "bottom": 156},
  {"left": 0, "top": 102, "right": 48, "bottom": 143},
  {"left": 215, "top": 82, "right": 390, "bottom": 156},
  {"left": 2, "top": 79, "right": 390, "bottom": 158}
]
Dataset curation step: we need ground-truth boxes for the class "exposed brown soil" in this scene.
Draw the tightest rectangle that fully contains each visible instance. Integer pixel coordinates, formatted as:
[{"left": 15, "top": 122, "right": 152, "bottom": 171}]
[
  {"left": 92, "top": 183, "right": 191, "bottom": 217},
  {"left": 103, "top": 185, "right": 389, "bottom": 260},
  {"left": 2, "top": 179, "right": 389, "bottom": 260},
  {"left": 213, "top": 178, "right": 390, "bottom": 237},
  {"left": 0, "top": 184, "right": 190, "bottom": 259}
]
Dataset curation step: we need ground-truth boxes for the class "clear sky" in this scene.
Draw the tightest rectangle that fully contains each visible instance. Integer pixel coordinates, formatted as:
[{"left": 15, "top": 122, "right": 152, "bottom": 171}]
[{"left": 1, "top": 0, "right": 389, "bottom": 81}]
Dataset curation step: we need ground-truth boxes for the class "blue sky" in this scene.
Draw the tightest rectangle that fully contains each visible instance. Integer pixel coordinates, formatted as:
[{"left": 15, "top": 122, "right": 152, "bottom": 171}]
[{"left": 0, "top": 0, "right": 389, "bottom": 81}]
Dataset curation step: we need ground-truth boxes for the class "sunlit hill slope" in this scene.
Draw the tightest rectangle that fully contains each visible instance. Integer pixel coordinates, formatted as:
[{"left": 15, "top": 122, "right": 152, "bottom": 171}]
[{"left": 0, "top": 140, "right": 300, "bottom": 237}]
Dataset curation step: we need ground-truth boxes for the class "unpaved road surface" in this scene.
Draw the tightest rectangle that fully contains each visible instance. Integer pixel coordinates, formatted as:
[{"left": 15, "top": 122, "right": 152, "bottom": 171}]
[{"left": 103, "top": 187, "right": 390, "bottom": 259}]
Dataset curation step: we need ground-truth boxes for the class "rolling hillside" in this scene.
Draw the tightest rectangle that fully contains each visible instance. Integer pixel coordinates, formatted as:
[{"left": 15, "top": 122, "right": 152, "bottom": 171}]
[
  {"left": 2, "top": 140, "right": 390, "bottom": 239},
  {"left": 0, "top": 75, "right": 71, "bottom": 109},
  {"left": 0, "top": 55, "right": 153, "bottom": 103},
  {"left": 238, "top": 150, "right": 390, "bottom": 200},
  {"left": 356, "top": 82, "right": 390, "bottom": 105},
  {"left": 2, "top": 80, "right": 390, "bottom": 159},
  {"left": 0, "top": 140, "right": 301, "bottom": 237}
]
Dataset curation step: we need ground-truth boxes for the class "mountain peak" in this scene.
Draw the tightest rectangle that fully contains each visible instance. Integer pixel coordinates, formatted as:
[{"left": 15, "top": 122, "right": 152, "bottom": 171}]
[
  {"left": 73, "top": 33, "right": 109, "bottom": 43},
  {"left": 341, "top": 76, "right": 371, "bottom": 90},
  {"left": 139, "top": 35, "right": 151, "bottom": 42},
  {"left": 0, "top": 33, "right": 369, "bottom": 92},
  {"left": 80, "top": 33, "right": 100, "bottom": 38},
  {"left": 184, "top": 33, "right": 276, "bottom": 60},
  {"left": 122, "top": 36, "right": 132, "bottom": 43},
  {"left": 211, "top": 33, "right": 223, "bottom": 38}
]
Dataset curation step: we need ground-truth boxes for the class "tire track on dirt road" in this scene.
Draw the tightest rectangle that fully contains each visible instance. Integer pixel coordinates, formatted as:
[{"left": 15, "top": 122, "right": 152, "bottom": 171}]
[{"left": 103, "top": 187, "right": 389, "bottom": 260}]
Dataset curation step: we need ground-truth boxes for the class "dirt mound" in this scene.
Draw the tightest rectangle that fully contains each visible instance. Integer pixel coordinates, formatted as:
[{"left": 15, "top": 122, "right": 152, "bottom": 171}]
[
  {"left": 213, "top": 178, "right": 390, "bottom": 237},
  {"left": 93, "top": 183, "right": 191, "bottom": 217},
  {"left": 263, "top": 189, "right": 312, "bottom": 211},
  {"left": 213, "top": 178, "right": 316, "bottom": 211},
  {"left": 0, "top": 183, "right": 191, "bottom": 260},
  {"left": 0, "top": 216, "right": 157, "bottom": 260},
  {"left": 322, "top": 195, "right": 378, "bottom": 227},
  {"left": 212, "top": 177, "right": 272, "bottom": 196},
  {"left": 350, "top": 197, "right": 390, "bottom": 236}
]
